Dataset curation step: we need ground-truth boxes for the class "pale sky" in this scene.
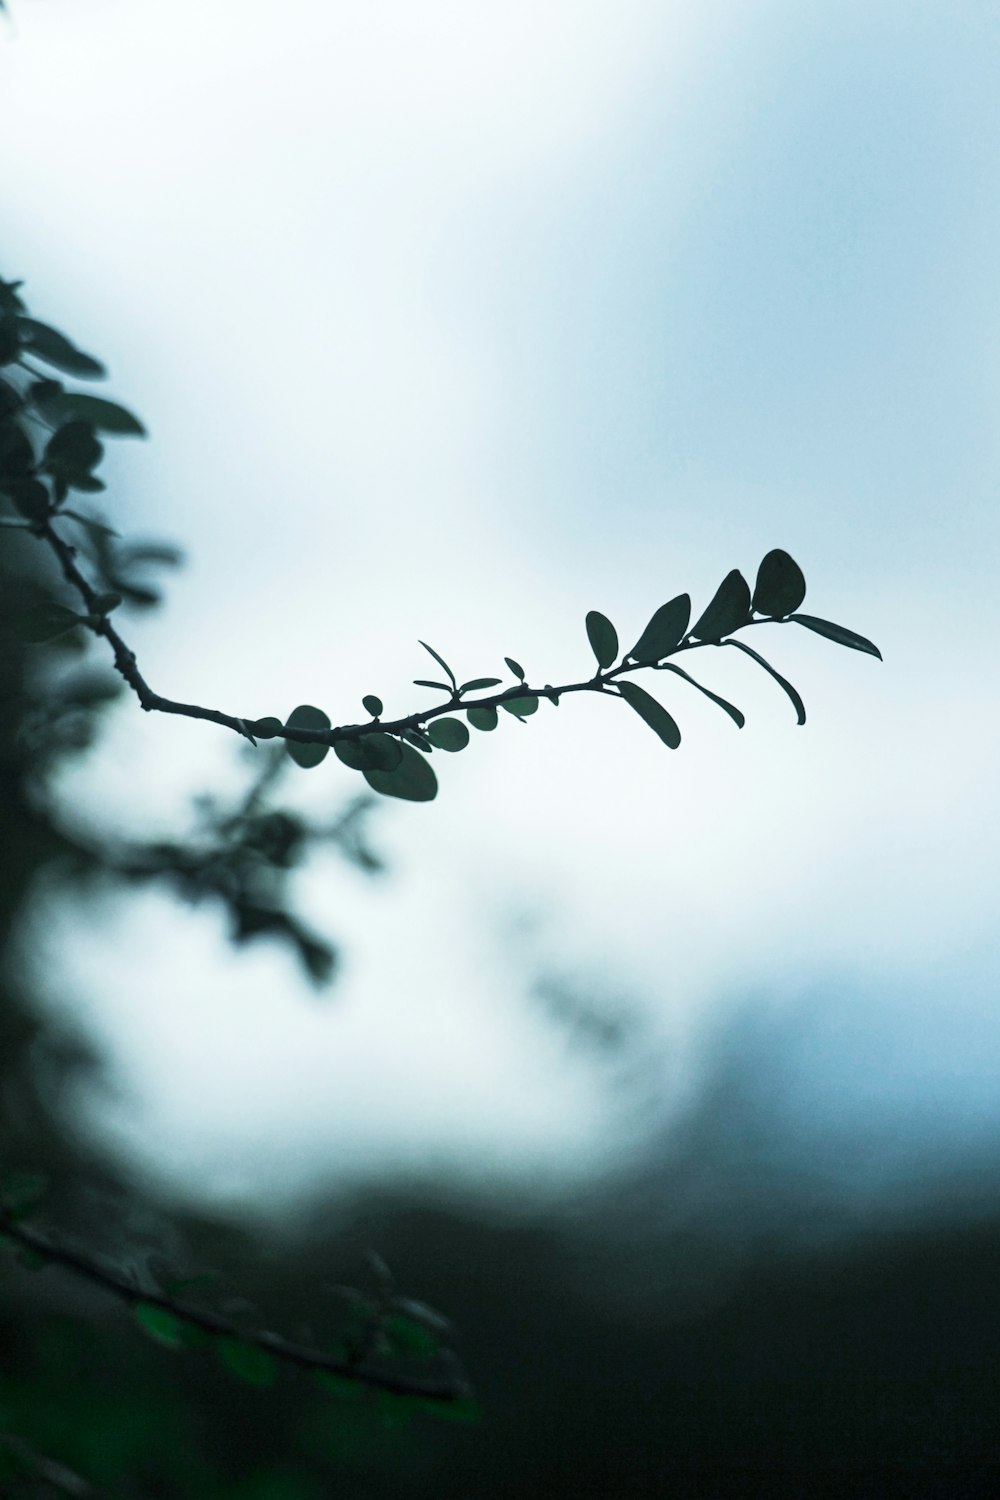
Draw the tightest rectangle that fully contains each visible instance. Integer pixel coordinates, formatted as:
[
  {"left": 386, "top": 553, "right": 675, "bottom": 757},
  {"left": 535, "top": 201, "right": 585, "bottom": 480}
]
[{"left": 3, "top": 0, "right": 999, "bottom": 1216}]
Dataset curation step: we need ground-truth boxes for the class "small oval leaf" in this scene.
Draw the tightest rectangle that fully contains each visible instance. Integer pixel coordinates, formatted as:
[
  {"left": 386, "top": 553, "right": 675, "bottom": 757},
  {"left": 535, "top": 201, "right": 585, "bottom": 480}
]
[
  {"left": 334, "top": 733, "right": 403, "bottom": 772},
  {"left": 629, "top": 594, "right": 691, "bottom": 662},
  {"left": 427, "top": 717, "right": 470, "bottom": 751},
  {"left": 691, "top": 570, "right": 752, "bottom": 641},
  {"left": 285, "top": 704, "right": 331, "bottom": 769},
  {"left": 501, "top": 694, "right": 539, "bottom": 718},
  {"left": 459, "top": 677, "right": 502, "bottom": 692},
  {"left": 467, "top": 705, "right": 498, "bottom": 732},
  {"left": 362, "top": 694, "right": 383, "bottom": 717},
  {"left": 752, "top": 549, "right": 806, "bottom": 617},
  {"left": 216, "top": 1336, "right": 276, "bottom": 1387},
  {"left": 363, "top": 741, "right": 438, "bottom": 801},
  {"left": 249, "top": 716, "right": 283, "bottom": 739},
  {"left": 585, "top": 610, "right": 618, "bottom": 670},
  {"left": 504, "top": 656, "right": 525, "bottom": 680},
  {"left": 617, "top": 680, "right": 681, "bottom": 749},
  {"left": 790, "top": 614, "right": 882, "bottom": 660},
  {"left": 134, "top": 1302, "right": 185, "bottom": 1349}
]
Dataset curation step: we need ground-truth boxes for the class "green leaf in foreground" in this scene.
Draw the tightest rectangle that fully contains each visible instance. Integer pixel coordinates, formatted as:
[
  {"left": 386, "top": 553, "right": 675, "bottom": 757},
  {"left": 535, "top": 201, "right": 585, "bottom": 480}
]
[
  {"left": 501, "top": 694, "right": 538, "bottom": 718},
  {"left": 364, "top": 741, "right": 438, "bottom": 801},
  {"left": 413, "top": 679, "right": 452, "bottom": 693},
  {"left": 617, "top": 680, "right": 681, "bottom": 749},
  {"left": 726, "top": 639, "right": 805, "bottom": 724},
  {"left": 427, "top": 717, "right": 470, "bottom": 751},
  {"left": 134, "top": 1302, "right": 186, "bottom": 1349},
  {"left": 284, "top": 704, "right": 331, "bottom": 768},
  {"left": 467, "top": 705, "right": 498, "bottom": 732},
  {"left": 691, "top": 569, "right": 751, "bottom": 641},
  {"left": 790, "top": 613, "right": 882, "bottom": 660},
  {"left": 585, "top": 610, "right": 618, "bottom": 670},
  {"left": 249, "top": 716, "right": 283, "bottom": 739},
  {"left": 418, "top": 640, "right": 457, "bottom": 689},
  {"left": 504, "top": 656, "right": 525, "bottom": 680},
  {"left": 216, "top": 1336, "right": 276, "bottom": 1387},
  {"left": 459, "top": 677, "right": 501, "bottom": 692},
  {"left": 752, "top": 548, "right": 806, "bottom": 617},
  {"left": 334, "top": 733, "right": 403, "bottom": 772},
  {"left": 629, "top": 593, "right": 690, "bottom": 663},
  {"left": 362, "top": 694, "right": 383, "bottom": 717},
  {"left": 660, "top": 662, "right": 745, "bottom": 728}
]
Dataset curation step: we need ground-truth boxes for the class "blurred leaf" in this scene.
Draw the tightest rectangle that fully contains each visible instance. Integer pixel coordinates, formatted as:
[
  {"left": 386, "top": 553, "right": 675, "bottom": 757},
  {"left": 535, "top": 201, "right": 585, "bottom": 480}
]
[
  {"left": 384, "top": 1311, "right": 440, "bottom": 1359},
  {"left": 418, "top": 640, "right": 457, "bottom": 689},
  {"left": 752, "top": 548, "right": 806, "bottom": 617},
  {"left": 467, "top": 705, "right": 498, "bottom": 732},
  {"left": 362, "top": 694, "right": 383, "bottom": 717},
  {"left": 691, "top": 569, "right": 751, "bottom": 641},
  {"left": 363, "top": 741, "right": 438, "bottom": 801},
  {"left": 43, "top": 420, "right": 103, "bottom": 480},
  {"left": 6, "top": 476, "right": 50, "bottom": 521},
  {"left": 504, "top": 656, "right": 525, "bottom": 680},
  {"left": 134, "top": 1302, "right": 185, "bottom": 1350},
  {"left": 427, "top": 717, "right": 470, "bottom": 751},
  {"left": 35, "top": 390, "right": 145, "bottom": 437},
  {"left": 16, "top": 600, "right": 88, "bottom": 643},
  {"left": 217, "top": 1336, "right": 277, "bottom": 1387},
  {"left": 0, "top": 418, "right": 34, "bottom": 474},
  {"left": 413, "top": 679, "right": 452, "bottom": 692},
  {"left": 629, "top": 594, "right": 691, "bottom": 663},
  {"left": 17, "top": 317, "right": 106, "bottom": 379},
  {"left": 0, "top": 1170, "right": 49, "bottom": 1219},
  {"left": 501, "top": 694, "right": 538, "bottom": 718},
  {"left": 316, "top": 1371, "right": 363, "bottom": 1401},
  {"left": 790, "top": 613, "right": 882, "bottom": 660},
  {"left": 90, "top": 591, "right": 122, "bottom": 615},
  {"left": 726, "top": 639, "right": 805, "bottom": 724},
  {"left": 585, "top": 610, "right": 618, "bottom": 670},
  {"left": 285, "top": 704, "right": 331, "bottom": 769},
  {"left": 459, "top": 677, "right": 501, "bottom": 692},
  {"left": 660, "top": 663, "right": 744, "bottom": 728},
  {"left": 617, "top": 680, "right": 681, "bottom": 749},
  {"left": 61, "top": 509, "right": 120, "bottom": 540}
]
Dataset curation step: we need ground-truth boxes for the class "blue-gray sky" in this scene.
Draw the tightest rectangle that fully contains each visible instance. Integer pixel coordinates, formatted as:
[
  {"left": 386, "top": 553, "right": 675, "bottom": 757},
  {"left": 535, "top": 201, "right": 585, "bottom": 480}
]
[{"left": 3, "top": 0, "right": 998, "bottom": 1214}]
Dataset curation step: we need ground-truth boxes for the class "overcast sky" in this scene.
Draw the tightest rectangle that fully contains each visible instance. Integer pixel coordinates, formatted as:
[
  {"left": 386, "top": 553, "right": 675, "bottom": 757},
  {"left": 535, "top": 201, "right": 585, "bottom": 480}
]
[{"left": 3, "top": 0, "right": 999, "bottom": 1216}]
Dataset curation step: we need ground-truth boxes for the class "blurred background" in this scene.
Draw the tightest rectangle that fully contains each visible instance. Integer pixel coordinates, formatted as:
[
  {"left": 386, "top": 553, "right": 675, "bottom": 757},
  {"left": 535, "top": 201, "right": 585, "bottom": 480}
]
[{"left": 2, "top": 0, "right": 999, "bottom": 1493}]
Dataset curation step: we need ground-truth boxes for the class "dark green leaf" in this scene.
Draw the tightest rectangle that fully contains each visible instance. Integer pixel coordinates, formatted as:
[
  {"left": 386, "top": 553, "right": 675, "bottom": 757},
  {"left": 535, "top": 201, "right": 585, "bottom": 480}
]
[
  {"left": 60, "top": 510, "right": 119, "bottom": 539},
  {"left": 91, "top": 591, "right": 122, "bottom": 614},
  {"left": 43, "top": 420, "right": 103, "bottom": 477},
  {"left": 617, "top": 680, "right": 681, "bottom": 749},
  {"left": 17, "top": 317, "right": 105, "bottom": 379},
  {"left": 362, "top": 694, "right": 383, "bottom": 717},
  {"left": 418, "top": 640, "right": 457, "bottom": 689},
  {"left": 134, "top": 1302, "right": 185, "bottom": 1349},
  {"left": 413, "top": 679, "right": 452, "bottom": 693},
  {"left": 36, "top": 390, "right": 145, "bottom": 437},
  {"left": 16, "top": 601, "right": 88, "bottom": 643},
  {"left": 384, "top": 1311, "right": 440, "bottom": 1359},
  {"left": 316, "top": 1371, "right": 363, "bottom": 1400},
  {"left": 0, "top": 1171, "right": 49, "bottom": 1219},
  {"left": 248, "top": 716, "right": 283, "bottom": 739},
  {"left": 0, "top": 322, "right": 19, "bottom": 365},
  {"left": 629, "top": 594, "right": 691, "bottom": 662},
  {"left": 216, "top": 1336, "right": 276, "bottom": 1387},
  {"left": 284, "top": 704, "right": 331, "bottom": 768},
  {"left": 459, "top": 677, "right": 502, "bottom": 692},
  {"left": 585, "top": 610, "right": 618, "bottom": 670},
  {"left": 403, "top": 728, "right": 433, "bottom": 751},
  {"left": 6, "top": 477, "right": 50, "bottom": 522},
  {"left": 427, "top": 716, "right": 470, "bottom": 751},
  {"left": 501, "top": 694, "right": 538, "bottom": 718},
  {"left": 334, "top": 732, "right": 403, "bottom": 772},
  {"left": 726, "top": 639, "right": 805, "bottom": 724},
  {"left": 691, "top": 570, "right": 751, "bottom": 641},
  {"left": 363, "top": 741, "right": 438, "bottom": 801},
  {"left": 660, "top": 663, "right": 744, "bottom": 727},
  {"left": 504, "top": 656, "right": 525, "bottom": 680},
  {"left": 467, "top": 705, "right": 498, "bottom": 732},
  {"left": 790, "top": 613, "right": 882, "bottom": 660},
  {"left": 752, "top": 548, "right": 806, "bottom": 617}
]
